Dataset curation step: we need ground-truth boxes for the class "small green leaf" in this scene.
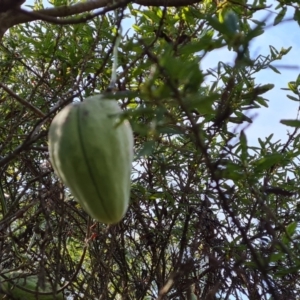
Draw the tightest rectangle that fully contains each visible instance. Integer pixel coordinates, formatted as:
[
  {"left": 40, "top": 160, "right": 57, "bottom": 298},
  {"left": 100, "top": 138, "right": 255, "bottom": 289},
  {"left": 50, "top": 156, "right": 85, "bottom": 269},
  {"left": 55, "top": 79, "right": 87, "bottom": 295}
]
[
  {"left": 268, "top": 64, "right": 281, "bottom": 74},
  {"left": 296, "top": 74, "right": 300, "bottom": 85},
  {"left": 258, "top": 138, "right": 265, "bottom": 148},
  {"left": 286, "top": 222, "right": 297, "bottom": 237},
  {"left": 269, "top": 45, "right": 279, "bottom": 58},
  {"left": 255, "top": 97, "right": 269, "bottom": 107},
  {"left": 270, "top": 252, "right": 284, "bottom": 263},
  {"left": 280, "top": 46, "right": 292, "bottom": 55},
  {"left": 286, "top": 95, "right": 300, "bottom": 102},
  {"left": 274, "top": 7, "right": 287, "bottom": 26},
  {"left": 294, "top": 8, "right": 300, "bottom": 26},
  {"left": 239, "top": 130, "right": 248, "bottom": 163},
  {"left": 288, "top": 81, "right": 298, "bottom": 94},
  {"left": 280, "top": 119, "right": 300, "bottom": 127},
  {"left": 136, "top": 141, "right": 155, "bottom": 158},
  {"left": 254, "top": 154, "right": 283, "bottom": 172},
  {"left": 185, "top": 93, "right": 219, "bottom": 115}
]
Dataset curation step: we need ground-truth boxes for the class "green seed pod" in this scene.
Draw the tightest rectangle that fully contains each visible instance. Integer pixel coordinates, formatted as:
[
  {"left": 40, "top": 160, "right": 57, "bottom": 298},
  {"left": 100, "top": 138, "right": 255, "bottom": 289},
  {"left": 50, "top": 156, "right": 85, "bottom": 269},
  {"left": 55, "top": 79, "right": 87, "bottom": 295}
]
[
  {"left": 0, "top": 271, "right": 64, "bottom": 299},
  {"left": 48, "top": 95, "right": 134, "bottom": 224}
]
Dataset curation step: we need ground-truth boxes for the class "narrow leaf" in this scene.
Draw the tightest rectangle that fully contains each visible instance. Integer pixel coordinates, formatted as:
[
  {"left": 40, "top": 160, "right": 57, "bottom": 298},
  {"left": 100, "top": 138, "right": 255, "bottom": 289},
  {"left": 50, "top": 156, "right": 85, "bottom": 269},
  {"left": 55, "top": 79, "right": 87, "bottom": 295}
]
[
  {"left": 274, "top": 7, "right": 287, "bottom": 26},
  {"left": 280, "top": 119, "right": 300, "bottom": 127}
]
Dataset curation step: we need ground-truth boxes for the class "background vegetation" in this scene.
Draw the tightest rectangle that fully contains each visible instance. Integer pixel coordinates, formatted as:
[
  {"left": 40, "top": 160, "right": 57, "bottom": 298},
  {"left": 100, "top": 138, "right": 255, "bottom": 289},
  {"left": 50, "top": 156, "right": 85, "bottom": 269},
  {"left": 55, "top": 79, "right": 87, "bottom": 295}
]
[{"left": 1, "top": 0, "right": 300, "bottom": 299}]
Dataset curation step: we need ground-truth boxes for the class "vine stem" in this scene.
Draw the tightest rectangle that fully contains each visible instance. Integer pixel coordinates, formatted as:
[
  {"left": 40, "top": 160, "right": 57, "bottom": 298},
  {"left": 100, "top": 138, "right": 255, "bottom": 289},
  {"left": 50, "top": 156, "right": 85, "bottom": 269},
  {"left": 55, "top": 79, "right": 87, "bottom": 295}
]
[{"left": 108, "top": 5, "right": 123, "bottom": 90}]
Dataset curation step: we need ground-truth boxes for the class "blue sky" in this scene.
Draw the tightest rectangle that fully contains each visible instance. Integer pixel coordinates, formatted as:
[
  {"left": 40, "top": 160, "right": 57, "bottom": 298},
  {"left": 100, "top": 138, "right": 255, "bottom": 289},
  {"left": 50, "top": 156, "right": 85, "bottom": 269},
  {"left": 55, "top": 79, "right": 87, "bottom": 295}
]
[{"left": 22, "top": 0, "right": 300, "bottom": 147}]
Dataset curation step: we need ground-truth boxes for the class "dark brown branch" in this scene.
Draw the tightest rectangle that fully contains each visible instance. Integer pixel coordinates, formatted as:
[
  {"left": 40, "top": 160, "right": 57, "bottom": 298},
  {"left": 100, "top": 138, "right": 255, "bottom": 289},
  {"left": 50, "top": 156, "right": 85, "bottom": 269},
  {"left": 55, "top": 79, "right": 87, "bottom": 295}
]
[
  {"left": 0, "top": 0, "right": 25, "bottom": 12},
  {"left": 0, "top": 0, "right": 202, "bottom": 40}
]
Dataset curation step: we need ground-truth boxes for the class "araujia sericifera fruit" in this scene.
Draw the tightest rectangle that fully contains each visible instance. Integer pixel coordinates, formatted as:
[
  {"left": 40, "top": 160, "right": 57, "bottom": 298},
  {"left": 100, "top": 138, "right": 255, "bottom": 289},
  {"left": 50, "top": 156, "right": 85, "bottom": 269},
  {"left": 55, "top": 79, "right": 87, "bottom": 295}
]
[
  {"left": 0, "top": 271, "right": 64, "bottom": 299},
  {"left": 48, "top": 95, "right": 134, "bottom": 224}
]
